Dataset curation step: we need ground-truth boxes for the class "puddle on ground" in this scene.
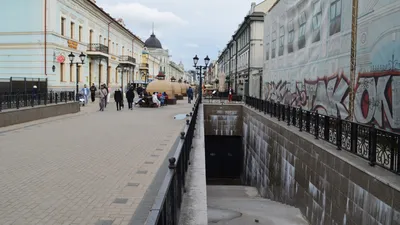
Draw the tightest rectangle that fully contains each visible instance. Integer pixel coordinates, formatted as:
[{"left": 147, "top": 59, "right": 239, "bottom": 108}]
[{"left": 174, "top": 114, "right": 187, "bottom": 120}]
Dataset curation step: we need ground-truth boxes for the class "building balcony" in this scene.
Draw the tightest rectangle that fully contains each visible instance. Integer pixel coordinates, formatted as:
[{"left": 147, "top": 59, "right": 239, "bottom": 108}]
[
  {"left": 86, "top": 43, "right": 109, "bottom": 58},
  {"left": 139, "top": 63, "right": 149, "bottom": 70},
  {"left": 119, "top": 55, "right": 136, "bottom": 66}
]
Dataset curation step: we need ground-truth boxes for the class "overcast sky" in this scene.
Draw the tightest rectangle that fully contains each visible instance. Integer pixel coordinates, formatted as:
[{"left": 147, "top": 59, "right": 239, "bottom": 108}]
[{"left": 96, "top": 0, "right": 263, "bottom": 70}]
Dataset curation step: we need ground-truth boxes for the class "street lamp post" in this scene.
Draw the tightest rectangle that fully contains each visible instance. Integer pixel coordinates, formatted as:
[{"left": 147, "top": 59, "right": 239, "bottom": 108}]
[
  {"left": 193, "top": 55, "right": 210, "bottom": 103},
  {"left": 68, "top": 52, "right": 86, "bottom": 101}
]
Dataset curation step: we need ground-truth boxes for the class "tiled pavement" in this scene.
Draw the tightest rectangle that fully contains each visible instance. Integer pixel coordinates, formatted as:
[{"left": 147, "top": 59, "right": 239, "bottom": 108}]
[{"left": 0, "top": 100, "right": 194, "bottom": 225}]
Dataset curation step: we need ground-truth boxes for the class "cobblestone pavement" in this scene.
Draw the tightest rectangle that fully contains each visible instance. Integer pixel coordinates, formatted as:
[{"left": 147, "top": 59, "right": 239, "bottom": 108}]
[{"left": 0, "top": 100, "right": 194, "bottom": 225}]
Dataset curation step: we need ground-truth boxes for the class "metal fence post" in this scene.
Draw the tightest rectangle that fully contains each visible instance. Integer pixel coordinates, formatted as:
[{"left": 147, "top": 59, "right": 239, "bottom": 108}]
[
  {"left": 277, "top": 102, "right": 281, "bottom": 121},
  {"left": 369, "top": 126, "right": 377, "bottom": 166},
  {"left": 336, "top": 118, "right": 342, "bottom": 150},
  {"left": 16, "top": 92, "right": 20, "bottom": 109},
  {"left": 314, "top": 111, "right": 319, "bottom": 139},
  {"left": 324, "top": 116, "right": 330, "bottom": 141},
  {"left": 299, "top": 108, "right": 303, "bottom": 132},
  {"left": 287, "top": 106, "right": 291, "bottom": 126}
]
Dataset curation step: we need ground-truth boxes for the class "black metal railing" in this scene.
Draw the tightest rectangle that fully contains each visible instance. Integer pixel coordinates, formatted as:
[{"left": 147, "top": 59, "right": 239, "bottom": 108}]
[
  {"left": 140, "top": 63, "right": 149, "bottom": 68},
  {"left": 0, "top": 91, "right": 75, "bottom": 112},
  {"left": 145, "top": 97, "right": 201, "bottom": 225},
  {"left": 245, "top": 96, "right": 400, "bottom": 174},
  {"left": 119, "top": 55, "right": 136, "bottom": 64},
  {"left": 204, "top": 94, "right": 242, "bottom": 103},
  {"left": 87, "top": 43, "right": 109, "bottom": 54}
]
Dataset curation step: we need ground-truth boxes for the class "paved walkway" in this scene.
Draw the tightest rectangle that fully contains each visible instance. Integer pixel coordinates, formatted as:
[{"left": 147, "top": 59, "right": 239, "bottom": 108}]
[{"left": 0, "top": 100, "right": 193, "bottom": 225}]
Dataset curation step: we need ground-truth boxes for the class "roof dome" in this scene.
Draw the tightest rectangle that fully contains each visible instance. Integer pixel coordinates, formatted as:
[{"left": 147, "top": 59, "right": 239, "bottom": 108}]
[{"left": 144, "top": 33, "right": 162, "bottom": 49}]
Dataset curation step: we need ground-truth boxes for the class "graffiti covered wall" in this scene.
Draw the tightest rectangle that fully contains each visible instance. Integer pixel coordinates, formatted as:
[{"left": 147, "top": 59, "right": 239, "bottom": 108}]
[
  {"left": 263, "top": 0, "right": 400, "bottom": 131},
  {"left": 263, "top": 0, "right": 353, "bottom": 119},
  {"left": 354, "top": 0, "right": 400, "bottom": 131}
]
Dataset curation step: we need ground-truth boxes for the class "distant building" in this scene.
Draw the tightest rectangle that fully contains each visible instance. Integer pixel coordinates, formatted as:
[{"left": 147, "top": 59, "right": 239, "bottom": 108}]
[
  {"left": 215, "top": 0, "right": 276, "bottom": 97},
  {"left": 140, "top": 30, "right": 184, "bottom": 83}
]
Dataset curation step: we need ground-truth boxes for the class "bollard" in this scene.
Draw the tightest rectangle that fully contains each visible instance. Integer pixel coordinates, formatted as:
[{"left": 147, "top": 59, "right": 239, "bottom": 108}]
[
  {"left": 168, "top": 157, "right": 176, "bottom": 169},
  {"left": 180, "top": 132, "right": 185, "bottom": 139},
  {"left": 186, "top": 119, "right": 190, "bottom": 125}
]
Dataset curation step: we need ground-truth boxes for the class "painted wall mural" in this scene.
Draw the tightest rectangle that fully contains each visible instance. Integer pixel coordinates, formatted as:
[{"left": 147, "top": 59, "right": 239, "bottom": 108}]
[
  {"left": 265, "top": 72, "right": 350, "bottom": 119},
  {"left": 263, "top": 0, "right": 400, "bottom": 131}
]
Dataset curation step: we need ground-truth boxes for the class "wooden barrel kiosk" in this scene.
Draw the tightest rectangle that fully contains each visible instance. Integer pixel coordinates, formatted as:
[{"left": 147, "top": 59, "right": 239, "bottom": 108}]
[
  {"left": 179, "top": 79, "right": 187, "bottom": 97},
  {"left": 146, "top": 72, "right": 177, "bottom": 105}
]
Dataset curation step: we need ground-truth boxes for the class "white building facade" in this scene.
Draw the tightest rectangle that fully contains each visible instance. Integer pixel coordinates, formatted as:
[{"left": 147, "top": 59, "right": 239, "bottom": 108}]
[{"left": 0, "top": 0, "right": 145, "bottom": 92}]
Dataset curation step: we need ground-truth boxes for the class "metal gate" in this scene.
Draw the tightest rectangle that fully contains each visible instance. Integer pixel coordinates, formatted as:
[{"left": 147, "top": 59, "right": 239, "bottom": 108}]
[{"left": 205, "top": 135, "right": 243, "bottom": 179}]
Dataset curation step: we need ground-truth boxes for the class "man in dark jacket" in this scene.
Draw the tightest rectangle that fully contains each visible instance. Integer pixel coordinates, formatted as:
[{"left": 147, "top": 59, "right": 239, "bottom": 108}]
[
  {"left": 187, "top": 87, "right": 194, "bottom": 103},
  {"left": 126, "top": 87, "right": 135, "bottom": 110},
  {"left": 114, "top": 88, "right": 123, "bottom": 111},
  {"left": 90, "top": 83, "right": 97, "bottom": 102}
]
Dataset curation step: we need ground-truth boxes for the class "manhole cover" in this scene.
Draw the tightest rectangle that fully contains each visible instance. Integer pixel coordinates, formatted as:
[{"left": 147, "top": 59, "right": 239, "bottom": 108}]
[{"left": 174, "top": 114, "right": 187, "bottom": 120}]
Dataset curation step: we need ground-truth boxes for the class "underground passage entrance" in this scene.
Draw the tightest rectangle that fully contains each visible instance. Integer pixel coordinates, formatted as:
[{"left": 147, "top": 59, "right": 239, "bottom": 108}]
[{"left": 205, "top": 135, "right": 243, "bottom": 185}]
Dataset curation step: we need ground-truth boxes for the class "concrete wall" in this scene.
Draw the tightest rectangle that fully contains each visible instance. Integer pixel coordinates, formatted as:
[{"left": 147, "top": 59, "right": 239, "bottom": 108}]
[
  {"left": 0, "top": 102, "right": 80, "bottom": 127},
  {"left": 242, "top": 105, "right": 400, "bottom": 225},
  {"left": 203, "top": 104, "right": 242, "bottom": 136}
]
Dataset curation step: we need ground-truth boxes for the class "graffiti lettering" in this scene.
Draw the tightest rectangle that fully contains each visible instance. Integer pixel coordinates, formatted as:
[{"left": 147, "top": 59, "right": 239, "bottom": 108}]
[
  {"left": 265, "top": 72, "right": 350, "bottom": 118},
  {"left": 354, "top": 72, "right": 400, "bottom": 130}
]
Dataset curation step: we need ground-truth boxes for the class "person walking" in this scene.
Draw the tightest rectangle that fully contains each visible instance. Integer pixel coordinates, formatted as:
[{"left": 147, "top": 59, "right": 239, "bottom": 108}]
[
  {"left": 81, "top": 84, "right": 90, "bottom": 105},
  {"left": 90, "top": 83, "right": 97, "bottom": 103},
  {"left": 114, "top": 88, "right": 123, "bottom": 111},
  {"left": 228, "top": 87, "right": 233, "bottom": 102},
  {"left": 99, "top": 85, "right": 107, "bottom": 111},
  {"left": 126, "top": 87, "right": 135, "bottom": 110},
  {"left": 187, "top": 86, "right": 194, "bottom": 103},
  {"left": 107, "top": 84, "right": 111, "bottom": 104},
  {"left": 103, "top": 84, "right": 109, "bottom": 108}
]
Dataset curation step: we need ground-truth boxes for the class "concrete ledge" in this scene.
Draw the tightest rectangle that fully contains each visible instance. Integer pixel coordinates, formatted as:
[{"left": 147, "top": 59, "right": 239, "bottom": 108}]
[
  {"left": 179, "top": 104, "right": 208, "bottom": 225},
  {"left": 0, "top": 102, "right": 80, "bottom": 128}
]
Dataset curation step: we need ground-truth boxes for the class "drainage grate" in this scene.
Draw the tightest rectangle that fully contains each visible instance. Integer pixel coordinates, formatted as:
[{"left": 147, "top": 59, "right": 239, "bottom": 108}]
[
  {"left": 151, "top": 154, "right": 159, "bottom": 157},
  {"left": 144, "top": 161, "right": 154, "bottom": 164},
  {"left": 113, "top": 198, "right": 128, "bottom": 204},
  {"left": 95, "top": 220, "right": 114, "bottom": 225},
  {"left": 136, "top": 170, "right": 148, "bottom": 174},
  {"left": 127, "top": 183, "right": 140, "bottom": 187}
]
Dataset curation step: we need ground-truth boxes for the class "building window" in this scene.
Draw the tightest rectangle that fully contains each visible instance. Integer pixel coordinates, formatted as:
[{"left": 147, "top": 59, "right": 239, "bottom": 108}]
[
  {"left": 60, "top": 63, "right": 65, "bottom": 81},
  {"left": 265, "top": 43, "right": 270, "bottom": 61},
  {"left": 115, "top": 68, "right": 118, "bottom": 83},
  {"left": 89, "top": 30, "right": 93, "bottom": 45},
  {"left": 79, "top": 26, "right": 83, "bottom": 42},
  {"left": 70, "top": 22, "right": 75, "bottom": 39},
  {"left": 279, "top": 26, "right": 285, "bottom": 56},
  {"left": 271, "top": 31, "right": 276, "bottom": 59},
  {"left": 61, "top": 17, "right": 66, "bottom": 36},
  {"left": 330, "top": 0, "right": 342, "bottom": 35},
  {"left": 70, "top": 64, "right": 74, "bottom": 82},
  {"left": 287, "top": 20, "right": 295, "bottom": 53},
  {"left": 298, "top": 12, "right": 307, "bottom": 49},
  {"left": 312, "top": 1, "right": 322, "bottom": 42}
]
